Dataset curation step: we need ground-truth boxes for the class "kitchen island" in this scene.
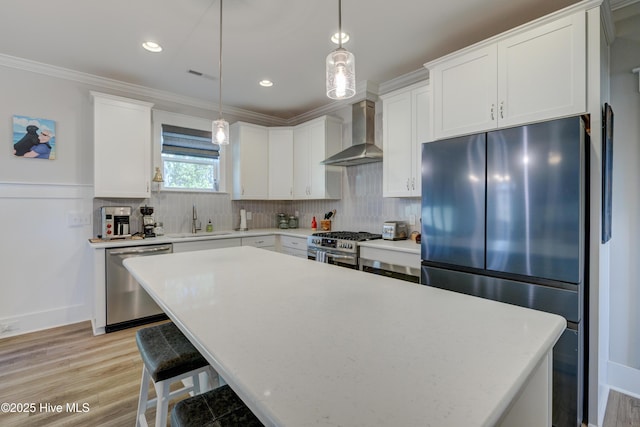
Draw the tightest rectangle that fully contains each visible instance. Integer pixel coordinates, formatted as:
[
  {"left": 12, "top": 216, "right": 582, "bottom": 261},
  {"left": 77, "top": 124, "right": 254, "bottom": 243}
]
[{"left": 124, "top": 246, "right": 565, "bottom": 426}]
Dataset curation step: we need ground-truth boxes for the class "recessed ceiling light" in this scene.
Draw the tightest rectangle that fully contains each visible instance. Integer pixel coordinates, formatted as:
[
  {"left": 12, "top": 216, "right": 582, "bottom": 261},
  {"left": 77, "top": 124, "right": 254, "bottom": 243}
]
[
  {"left": 259, "top": 80, "right": 274, "bottom": 87},
  {"left": 142, "top": 41, "right": 163, "bottom": 53},
  {"left": 331, "top": 32, "right": 350, "bottom": 45}
]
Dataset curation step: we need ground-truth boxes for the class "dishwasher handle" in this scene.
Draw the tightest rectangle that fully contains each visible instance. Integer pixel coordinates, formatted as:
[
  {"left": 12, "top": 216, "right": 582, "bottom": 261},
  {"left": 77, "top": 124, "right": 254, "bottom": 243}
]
[{"left": 108, "top": 245, "right": 172, "bottom": 256}]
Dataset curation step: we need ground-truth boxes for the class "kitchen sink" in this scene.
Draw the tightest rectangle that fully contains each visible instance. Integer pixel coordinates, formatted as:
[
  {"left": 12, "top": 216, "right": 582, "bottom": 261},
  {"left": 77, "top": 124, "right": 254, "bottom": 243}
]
[{"left": 166, "top": 231, "right": 232, "bottom": 238}]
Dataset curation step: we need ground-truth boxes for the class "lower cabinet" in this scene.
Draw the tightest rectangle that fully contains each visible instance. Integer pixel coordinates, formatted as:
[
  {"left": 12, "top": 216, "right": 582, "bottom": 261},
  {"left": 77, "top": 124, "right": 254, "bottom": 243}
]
[
  {"left": 280, "top": 235, "right": 308, "bottom": 258},
  {"left": 173, "top": 238, "right": 241, "bottom": 253},
  {"left": 241, "top": 235, "right": 276, "bottom": 251}
]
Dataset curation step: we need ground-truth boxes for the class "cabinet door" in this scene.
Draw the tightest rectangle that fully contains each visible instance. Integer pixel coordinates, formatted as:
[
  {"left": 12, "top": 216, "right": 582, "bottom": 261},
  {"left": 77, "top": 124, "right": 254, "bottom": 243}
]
[
  {"left": 432, "top": 45, "right": 498, "bottom": 139},
  {"left": 93, "top": 93, "right": 153, "bottom": 198},
  {"left": 268, "top": 128, "right": 293, "bottom": 199},
  {"left": 497, "top": 11, "right": 586, "bottom": 127},
  {"left": 241, "top": 235, "right": 276, "bottom": 249},
  {"left": 232, "top": 124, "right": 268, "bottom": 199},
  {"left": 292, "top": 117, "right": 341, "bottom": 200},
  {"left": 411, "top": 85, "right": 431, "bottom": 196},
  {"left": 307, "top": 120, "right": 328, "bottom": 199},
  {"left": 293, "top": 126, "right": 311, "bottom": 198},
  {"left": 382, "top": 90, "right": 413, "bottom": 197},
  {"left": 173, "top": 238, "right": 241, "bottom": 253}
]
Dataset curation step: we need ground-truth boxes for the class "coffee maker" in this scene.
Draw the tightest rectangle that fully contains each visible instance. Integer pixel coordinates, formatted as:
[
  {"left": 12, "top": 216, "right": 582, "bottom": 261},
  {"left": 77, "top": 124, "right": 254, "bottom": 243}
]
[
  {"left": 101, "top": 206, "right": 132, "bottom": 240},
  {"left": 140, "top": 205, "right": 155, "bottom": 238}
]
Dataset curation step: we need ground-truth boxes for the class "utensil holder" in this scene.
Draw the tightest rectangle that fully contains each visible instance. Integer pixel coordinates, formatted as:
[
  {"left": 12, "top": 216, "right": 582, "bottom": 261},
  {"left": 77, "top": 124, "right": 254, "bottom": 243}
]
[{"left": 320, "top": 219, "right": 331, "bottom": 231}]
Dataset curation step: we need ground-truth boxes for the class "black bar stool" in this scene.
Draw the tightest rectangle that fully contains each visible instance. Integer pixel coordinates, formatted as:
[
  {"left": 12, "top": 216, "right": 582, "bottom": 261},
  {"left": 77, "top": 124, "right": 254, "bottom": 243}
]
[
  {"left": 171, "top": 384, "right": 263, "bottom": 427},
  {"left": 135, "top": 322, "right": 217, "bottom": 427}
]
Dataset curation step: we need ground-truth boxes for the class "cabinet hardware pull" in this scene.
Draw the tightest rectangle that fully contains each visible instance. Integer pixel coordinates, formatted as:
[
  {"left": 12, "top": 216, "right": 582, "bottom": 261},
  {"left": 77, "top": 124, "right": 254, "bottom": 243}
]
[
  {"left": 500, "top": 101, "right": 504, "bottom": 119},
  {"left": 406, "top": 178, "right": 410, "bottom": 190},
  {"left": 490, "top": 104, "right": 495, "bottom": 120},
  {"left": 412, "top": 177, "right": 415, "bottom": 190}
]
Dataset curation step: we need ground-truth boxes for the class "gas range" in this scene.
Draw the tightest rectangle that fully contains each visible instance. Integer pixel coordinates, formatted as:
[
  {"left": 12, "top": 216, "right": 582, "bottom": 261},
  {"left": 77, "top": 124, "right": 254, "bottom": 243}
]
[{"left": 307, "top": 231, "right": 382, "bottom": 268}]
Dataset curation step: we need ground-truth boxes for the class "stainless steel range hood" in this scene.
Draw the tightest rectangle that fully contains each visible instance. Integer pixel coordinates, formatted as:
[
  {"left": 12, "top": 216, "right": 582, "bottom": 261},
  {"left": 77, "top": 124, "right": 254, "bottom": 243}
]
[{"left": 321, "top": 100, "right": 382, "bottom": 166}]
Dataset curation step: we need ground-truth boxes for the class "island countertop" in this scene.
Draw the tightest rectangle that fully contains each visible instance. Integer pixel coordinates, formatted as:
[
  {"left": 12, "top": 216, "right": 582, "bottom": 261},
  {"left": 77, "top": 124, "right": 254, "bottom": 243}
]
[{"left": 124, "top": 246, "right": 565, "bottom": 427}]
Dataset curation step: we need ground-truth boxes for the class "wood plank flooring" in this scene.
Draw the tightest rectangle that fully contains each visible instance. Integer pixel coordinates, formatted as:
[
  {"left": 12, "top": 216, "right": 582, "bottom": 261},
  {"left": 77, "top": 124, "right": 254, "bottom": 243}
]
[
  {"left": 1, "top": 321, "right": 639, "bottom": 426},
  {"left": 0, "top": 320, "right": 180, "bottom": 427},
  {"left": 603, "top": 389, "right": 640, "bottom": 427}
]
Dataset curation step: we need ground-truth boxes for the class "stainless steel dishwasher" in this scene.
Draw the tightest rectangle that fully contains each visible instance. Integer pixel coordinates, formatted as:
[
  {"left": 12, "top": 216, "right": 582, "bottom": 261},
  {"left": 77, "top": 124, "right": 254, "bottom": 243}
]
[{"left": 105, "top": 243, "right": 172, "bottom": 332}]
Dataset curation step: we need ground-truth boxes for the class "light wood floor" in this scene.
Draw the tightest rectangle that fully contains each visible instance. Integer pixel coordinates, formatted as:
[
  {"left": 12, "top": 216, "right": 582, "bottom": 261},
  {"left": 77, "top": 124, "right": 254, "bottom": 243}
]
[
  {"left": 603, "top": 389, "right": 640, "bottom": 427},
  {"left": 1, "top": 321, "right": 639, "bottom": 427},
  {"left": 0, "top": 320, "right": 180, "bottom": 427}
]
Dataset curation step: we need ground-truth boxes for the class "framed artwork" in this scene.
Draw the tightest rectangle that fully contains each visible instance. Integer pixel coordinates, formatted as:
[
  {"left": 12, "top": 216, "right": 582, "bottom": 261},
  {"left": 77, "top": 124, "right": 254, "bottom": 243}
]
[
  {"left": 602, "top": 103, "right": 613, "bottom": 243},
  {"left": 12, "top": 115, "right": 56, "bottom": 160}
]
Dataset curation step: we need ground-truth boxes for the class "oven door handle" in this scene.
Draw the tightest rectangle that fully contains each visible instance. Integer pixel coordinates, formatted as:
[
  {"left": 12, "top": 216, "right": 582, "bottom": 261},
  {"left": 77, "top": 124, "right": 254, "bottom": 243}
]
[{"left": 326, "top": 253, "right": 356, "bottom": 262}]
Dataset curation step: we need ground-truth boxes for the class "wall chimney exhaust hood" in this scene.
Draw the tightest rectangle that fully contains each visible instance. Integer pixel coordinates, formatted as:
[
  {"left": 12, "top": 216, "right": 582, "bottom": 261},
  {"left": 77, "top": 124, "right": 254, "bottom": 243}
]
[{"left": 321, "top": 100, "right": 382, "bottom": 166}]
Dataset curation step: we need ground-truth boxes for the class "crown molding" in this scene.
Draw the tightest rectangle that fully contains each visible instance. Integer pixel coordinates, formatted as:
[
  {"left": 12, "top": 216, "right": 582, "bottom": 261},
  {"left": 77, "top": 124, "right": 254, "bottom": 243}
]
[
  {"left": 378, "top": 68, "right": 430, "bottom": 95},
  {"left": 0, "top": 53, "right": 287, "bottom": 127},
  {"left": 601, "top": 0, "right": 617, "bottom": 45},
  {"left": 610, "top": 0, "right": 640, "bottom": 10},
  {"left": 0, "top": 52, "right": 427, "bottom": 127}
]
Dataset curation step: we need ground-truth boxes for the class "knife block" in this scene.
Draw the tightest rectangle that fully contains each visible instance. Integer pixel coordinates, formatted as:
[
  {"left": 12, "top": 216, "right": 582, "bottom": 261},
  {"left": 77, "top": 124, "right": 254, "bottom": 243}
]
[{"left": 320, "top": 220, "right": 331, "bottom": 231}]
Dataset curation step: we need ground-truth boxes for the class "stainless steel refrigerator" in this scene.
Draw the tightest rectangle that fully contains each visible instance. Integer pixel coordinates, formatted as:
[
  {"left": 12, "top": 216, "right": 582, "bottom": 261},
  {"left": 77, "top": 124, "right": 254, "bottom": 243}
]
[{"left": 421, "top": 116, "right": 587, "bottom": 427}]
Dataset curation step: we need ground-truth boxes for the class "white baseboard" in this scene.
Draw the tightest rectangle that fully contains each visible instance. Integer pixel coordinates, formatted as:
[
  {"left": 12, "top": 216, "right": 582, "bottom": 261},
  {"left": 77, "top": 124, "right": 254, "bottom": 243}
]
[
  {"left": 608, "top": 361, "right": 640, "bottom": 398},
  {"left": 0, "top": 304, "right": 90, "bottom": 338}
]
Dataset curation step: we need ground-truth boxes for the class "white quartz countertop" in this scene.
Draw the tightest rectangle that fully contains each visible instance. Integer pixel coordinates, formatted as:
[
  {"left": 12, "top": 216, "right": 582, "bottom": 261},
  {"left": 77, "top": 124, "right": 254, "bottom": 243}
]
[
  {"left": 88, "top": 228, "right": 313, "bottom": 248},
  {"left": 358, "top": 237, "right": 421, "bottom": 255},
  {"left": 124, "top": 246, "right": 564, "bottom": 427}
]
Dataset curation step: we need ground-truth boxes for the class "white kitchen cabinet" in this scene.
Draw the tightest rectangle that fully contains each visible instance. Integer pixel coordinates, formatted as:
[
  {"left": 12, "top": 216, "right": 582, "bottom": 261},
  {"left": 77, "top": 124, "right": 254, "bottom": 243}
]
[
  {"left": 241, "top": 235, "right": 276, "bottom": 251},
  {"left": 293, "top": 116, "right": 342, "bottom": 200},
  {"left": 381, "top": 82, "right": 430, "bottom": 197},
  {"left": 279, "top": 235, "right": 308, "bottom": 258},
  {"left": 429, "top": 10, "right": 586, "bottom": 139},
  {"left": 173, "top": 238, "right": 241, "bottom": 253},
  {"left": 92, "top": 92, "right": 153, "bottom": 198},
  {"left": 231, "top": 122, "right": 269, "bottom": 200},
  {"left": 268, "top": 127, "right": 294, "bottom": 200}
]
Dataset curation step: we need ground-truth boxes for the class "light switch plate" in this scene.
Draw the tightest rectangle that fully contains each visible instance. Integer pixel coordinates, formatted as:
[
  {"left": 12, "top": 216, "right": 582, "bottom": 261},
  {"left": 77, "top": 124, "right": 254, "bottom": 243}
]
[{"left": 67, "top": 211, "right": 91, "bottom": 227}]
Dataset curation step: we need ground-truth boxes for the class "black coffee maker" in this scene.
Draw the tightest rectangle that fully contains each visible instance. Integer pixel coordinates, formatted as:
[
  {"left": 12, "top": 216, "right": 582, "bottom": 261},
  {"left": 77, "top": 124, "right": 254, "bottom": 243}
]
[{"left": 140, "top": 205, "right": 155, "bottom": 238}]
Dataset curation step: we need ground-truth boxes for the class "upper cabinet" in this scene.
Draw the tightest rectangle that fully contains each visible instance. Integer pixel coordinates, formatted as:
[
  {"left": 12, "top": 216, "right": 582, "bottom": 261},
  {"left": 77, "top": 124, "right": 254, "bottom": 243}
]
[
  {"left": 428, "top": 10, "right": 586, "bottom": 140},
  {"left": 92, "top": 92, "right": 153, "bottom": 198},
  {"left": 381, "top": 82, "right": 431, "bottom": 197},
  {"left": 268, "top": 127, "right": 294, "bottom": 200},
  {"left": 293, "top": 116, "right": 342, "bottom": 200},
  {"left": 230, "top": 122, "right": 269, "bottom": 200}
]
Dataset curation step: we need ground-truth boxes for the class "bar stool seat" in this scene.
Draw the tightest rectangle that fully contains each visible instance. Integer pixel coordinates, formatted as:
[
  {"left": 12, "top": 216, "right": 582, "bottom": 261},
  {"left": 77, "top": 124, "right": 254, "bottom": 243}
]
[
  {"left": 171, "top": 384, "right": 263, "bottom": 427},
  {"left": 135, "top": 322, "right": 216, "bottom": 427}
]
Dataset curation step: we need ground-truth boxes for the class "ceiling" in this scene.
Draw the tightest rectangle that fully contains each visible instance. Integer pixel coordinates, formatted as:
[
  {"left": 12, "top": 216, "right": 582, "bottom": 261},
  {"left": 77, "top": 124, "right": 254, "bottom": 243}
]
[{"left": 0, "top": 0, "right": 598, "bottom": 120}]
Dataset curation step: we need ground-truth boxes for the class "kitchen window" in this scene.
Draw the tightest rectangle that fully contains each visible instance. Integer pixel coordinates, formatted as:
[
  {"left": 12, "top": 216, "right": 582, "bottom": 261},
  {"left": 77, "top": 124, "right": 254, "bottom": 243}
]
[{"left": 160, "top": 124, "right": 221, "bottom": 192}]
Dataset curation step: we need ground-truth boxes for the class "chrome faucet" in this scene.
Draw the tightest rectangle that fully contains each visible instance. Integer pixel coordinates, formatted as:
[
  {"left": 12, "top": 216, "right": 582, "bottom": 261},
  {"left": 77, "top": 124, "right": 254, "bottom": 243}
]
[{"left": 191, "top": 204, "right": 201, "bottom": 233}]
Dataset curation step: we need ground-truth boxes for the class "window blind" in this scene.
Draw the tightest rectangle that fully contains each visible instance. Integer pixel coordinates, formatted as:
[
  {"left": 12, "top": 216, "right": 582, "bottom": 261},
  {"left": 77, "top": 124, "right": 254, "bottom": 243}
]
[{"left": 161, "top": 124, "right": 219, "bottom": 158}]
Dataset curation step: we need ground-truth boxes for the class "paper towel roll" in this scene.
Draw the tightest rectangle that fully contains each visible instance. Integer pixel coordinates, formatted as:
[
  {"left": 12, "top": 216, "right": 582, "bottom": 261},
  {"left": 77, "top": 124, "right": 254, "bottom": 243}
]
[{"left": 240, "top": 209, "right": 247, "bottom": 230}]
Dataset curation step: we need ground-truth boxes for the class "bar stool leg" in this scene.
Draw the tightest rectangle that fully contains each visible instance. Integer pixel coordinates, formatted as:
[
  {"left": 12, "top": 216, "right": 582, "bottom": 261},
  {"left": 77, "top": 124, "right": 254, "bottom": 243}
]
[
  {"left": 136, "top": 366, "right": 151, "bottom": 427},
  {"left": 154, "top": 379, "right": 171, "bottom": 427}
]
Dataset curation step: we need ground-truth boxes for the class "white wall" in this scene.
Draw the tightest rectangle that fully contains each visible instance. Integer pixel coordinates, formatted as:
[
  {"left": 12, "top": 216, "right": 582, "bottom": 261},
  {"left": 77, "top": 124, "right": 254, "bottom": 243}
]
[
  {"left": 0, "top": 66, "right": 95, "bottom": 336},
  {"left": 608, "top": 7, "right": 640, "bottom": 396}
]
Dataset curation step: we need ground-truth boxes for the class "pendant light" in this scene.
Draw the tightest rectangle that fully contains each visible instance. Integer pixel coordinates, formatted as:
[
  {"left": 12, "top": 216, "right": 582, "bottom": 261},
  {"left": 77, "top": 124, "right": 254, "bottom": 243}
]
[
  {"left": 213, "top": 0, "right": 229, "bottom": 145},
  {"left": 326, "top": 0, "right": 355, "bottom": 100}
]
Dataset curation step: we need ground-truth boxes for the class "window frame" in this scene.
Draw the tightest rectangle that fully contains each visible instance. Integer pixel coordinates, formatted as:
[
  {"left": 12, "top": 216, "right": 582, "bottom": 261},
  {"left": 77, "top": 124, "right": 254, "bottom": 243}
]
[{"left": 152, "top": 110, "right": 228, "bottom": 193}]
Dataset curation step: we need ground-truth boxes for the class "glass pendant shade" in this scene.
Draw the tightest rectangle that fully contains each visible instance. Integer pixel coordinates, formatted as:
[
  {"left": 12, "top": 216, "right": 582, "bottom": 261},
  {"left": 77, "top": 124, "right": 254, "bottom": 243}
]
[
  {"left": 326, "top": 47, "right": 355, "bottom": 100},
  {"left": 213, "top": 118, "right": 229, "bottom": 145}
]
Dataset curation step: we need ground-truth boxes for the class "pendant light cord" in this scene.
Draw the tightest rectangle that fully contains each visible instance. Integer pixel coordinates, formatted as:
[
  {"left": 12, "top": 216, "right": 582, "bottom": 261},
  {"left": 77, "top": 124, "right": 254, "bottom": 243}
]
[
  {"left": 338, "top": 0, "right": 342, "bottom": 49},
  {"left": 218, "top": 0, "right": 223, "bottom": 119}
]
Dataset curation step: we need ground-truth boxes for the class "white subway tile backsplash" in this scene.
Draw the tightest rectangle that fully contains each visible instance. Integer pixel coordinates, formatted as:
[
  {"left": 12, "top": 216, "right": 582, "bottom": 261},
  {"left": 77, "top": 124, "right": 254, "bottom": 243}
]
[{"left": 92, "top": 162, "right": 420, "bottom": 237}]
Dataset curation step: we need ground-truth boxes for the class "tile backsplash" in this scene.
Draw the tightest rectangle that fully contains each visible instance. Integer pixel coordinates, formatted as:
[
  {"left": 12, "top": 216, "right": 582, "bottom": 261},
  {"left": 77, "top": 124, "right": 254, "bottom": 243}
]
[{"left": 93, "top": 162, "right": 420, "bottom": 237}]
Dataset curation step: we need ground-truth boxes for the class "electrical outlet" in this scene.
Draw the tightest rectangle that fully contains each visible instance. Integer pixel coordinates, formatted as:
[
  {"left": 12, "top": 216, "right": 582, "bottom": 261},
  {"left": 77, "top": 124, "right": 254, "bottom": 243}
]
[
  {"left": 246, "top": 211, "right": 252, "bottom": 220},
  {"left": 67, "top": 211, "right": 91, "bottom": 227},
  {"left": 409, "top": 214, "right": 416, "bottom": 226}
]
